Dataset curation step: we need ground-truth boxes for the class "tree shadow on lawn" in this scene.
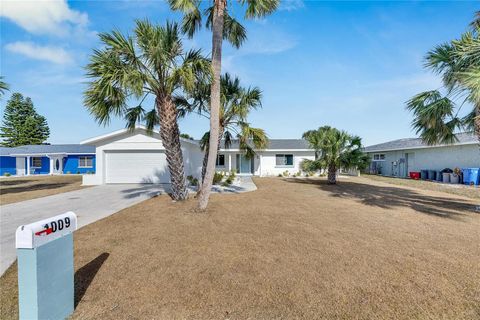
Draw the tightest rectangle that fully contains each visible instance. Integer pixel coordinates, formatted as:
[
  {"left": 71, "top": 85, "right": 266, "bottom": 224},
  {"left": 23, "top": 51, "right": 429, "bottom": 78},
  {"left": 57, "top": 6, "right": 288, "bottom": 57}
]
[
  {"left": 0, "top": 182, "right": 74, "bottom": 195},
  {"left": 120, "top": 185, "right": 170, "bottom": 199},
  {"left": 0, "top": 180, "right": 35, "bottom": 186},
  {"left": 75, "top": 252, "right": 109, "bottom": 308},
  {"left": 285, "top": 178, "right": 476, "bottom": 220}
]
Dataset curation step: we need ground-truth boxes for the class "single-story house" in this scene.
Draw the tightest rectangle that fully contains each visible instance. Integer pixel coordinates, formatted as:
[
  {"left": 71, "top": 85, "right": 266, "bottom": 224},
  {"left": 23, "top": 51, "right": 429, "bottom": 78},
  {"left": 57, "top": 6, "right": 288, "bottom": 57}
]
[
  {"left": 0, "top": 145, "right": 96, "bottom": 176},
  {"left": 364, "top": 132, "right": 479, "bottom": 177},
  {"left": 81, "top": 126, "right": 315, "bottom": 185}
]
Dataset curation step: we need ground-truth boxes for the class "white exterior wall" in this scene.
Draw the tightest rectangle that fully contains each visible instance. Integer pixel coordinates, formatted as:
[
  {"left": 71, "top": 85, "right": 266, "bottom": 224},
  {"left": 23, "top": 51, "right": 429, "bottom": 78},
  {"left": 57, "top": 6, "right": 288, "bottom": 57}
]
[
  {"left": 82, "top": 129, "right": 203, "bottom": 185},
  {"left": 257, "top": 151, "right": 315, "bottom": 176},
  {"left": 369, "top": 143, "right": 479, "bottom": 177}
]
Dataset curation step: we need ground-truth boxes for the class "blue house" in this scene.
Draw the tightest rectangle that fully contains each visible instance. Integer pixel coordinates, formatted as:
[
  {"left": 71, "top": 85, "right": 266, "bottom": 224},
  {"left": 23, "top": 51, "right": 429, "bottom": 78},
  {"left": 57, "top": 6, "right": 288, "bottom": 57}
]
[{"left": 0, "top": 145, "right": 95, "bottom": 176}]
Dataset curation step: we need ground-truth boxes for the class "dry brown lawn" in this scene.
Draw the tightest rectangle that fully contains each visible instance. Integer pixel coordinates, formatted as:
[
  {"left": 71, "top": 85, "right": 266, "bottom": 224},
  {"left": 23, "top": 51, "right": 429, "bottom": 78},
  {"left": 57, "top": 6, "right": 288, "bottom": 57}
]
[
  {"left": 362, "top": 174, "right": 480, "bottom": 200},
  {"left": 1, "top": 177, "right": 479, "bottom": 319},
  {"left": 0, "top": 175, "right": 85, "bottom": 205}
]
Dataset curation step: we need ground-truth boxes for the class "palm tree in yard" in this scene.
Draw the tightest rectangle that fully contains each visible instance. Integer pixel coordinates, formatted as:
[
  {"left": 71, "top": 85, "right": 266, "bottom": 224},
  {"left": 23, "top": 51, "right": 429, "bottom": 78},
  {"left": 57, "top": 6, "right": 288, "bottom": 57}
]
[
  {"left": 169, "top": 0, "right": 279, "bottom": 210},
  {"left": 179, "top": 73, "right": 267, "bottom": 182},
  {"left": 301, "top": 126, "right": 369, "bottom": 184},
  {"left": 407, "top": 11, "right": 480, "bottom": 144},
  {"left": 0, "top": 76, "right": 9, "bottom": 97},
  {"left": 84, "top": 20, "right": 210, "bottom": 201}
]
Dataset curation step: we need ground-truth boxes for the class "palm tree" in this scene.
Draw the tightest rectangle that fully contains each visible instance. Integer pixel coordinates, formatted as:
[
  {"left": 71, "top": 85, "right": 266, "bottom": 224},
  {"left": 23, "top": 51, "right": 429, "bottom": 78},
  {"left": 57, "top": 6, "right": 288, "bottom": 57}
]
[
  {"left": 0, "top": 76, "right": 9, "bottom": 97},
  {"left": 407, "top": 11, "right": 480, "bottom": 144},
  {"left": 181, "top": 73, "right": 266, "bottom": 182},
  {"left": 84, "top": 20, "right": 210, "bottom": 201},
  {"left": 169, "top": 0, "right": 279, "bottom": 210},
  {"left": 301, "top": 126, "right": 369, "bottom": 184}
]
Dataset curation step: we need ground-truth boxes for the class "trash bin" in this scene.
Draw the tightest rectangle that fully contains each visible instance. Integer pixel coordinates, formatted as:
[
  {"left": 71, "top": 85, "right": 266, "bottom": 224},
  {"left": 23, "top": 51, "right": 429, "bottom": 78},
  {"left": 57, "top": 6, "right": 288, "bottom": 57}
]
[
  {"left": 463, "top": 168, "right": 480, "bottom": 186},
  {"left": 428, "top": 170, "right": 436, "bottom": 181},
  {"left": 420, "top": 170, "right": 428, "bottom": 180},
  {"left": 436, "top": 170, "right": 443, "bottom": 182},
  {"left": 409, "top": 172, "right": 420, "bottom": 180},
  {"left": 442, "top": 172, "right": 450, "bottom": 183}
]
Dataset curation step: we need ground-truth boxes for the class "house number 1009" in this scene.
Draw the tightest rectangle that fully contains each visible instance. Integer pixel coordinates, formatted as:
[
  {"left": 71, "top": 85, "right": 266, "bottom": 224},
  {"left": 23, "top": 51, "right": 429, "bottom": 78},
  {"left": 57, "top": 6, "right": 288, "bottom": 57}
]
[{"left": 43, "top": 217, "right": 71, "bottom": 233}]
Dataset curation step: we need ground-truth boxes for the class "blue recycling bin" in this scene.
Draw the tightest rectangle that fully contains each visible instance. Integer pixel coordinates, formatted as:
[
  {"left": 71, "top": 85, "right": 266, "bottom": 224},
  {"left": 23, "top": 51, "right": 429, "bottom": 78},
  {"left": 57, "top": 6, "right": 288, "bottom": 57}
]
[
  {"left": 436, "top": 170, "right": 443, "bottom": 182},
  {"left": 463, "top": 168, "right": 480, "bottom": 186},
  {"left": 420, "top": 170, "right": 428, "bottom": 180},
  {"left": 428, "top": 170, "right": 436, "bottom": 181}
]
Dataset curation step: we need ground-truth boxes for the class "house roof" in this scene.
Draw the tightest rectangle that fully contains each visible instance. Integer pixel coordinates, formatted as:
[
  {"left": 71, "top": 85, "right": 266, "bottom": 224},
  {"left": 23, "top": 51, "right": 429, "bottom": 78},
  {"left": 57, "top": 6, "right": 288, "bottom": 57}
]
[
  {"left": 81, "top": 125, "right": 199, "bottom": 146},
  {"left": 364, "top": 132, "right": 478, "bottom": 153},
  {"left": 219, "top": 139, "right": 311, "bottom": 151},
  {"left": 1, "top": 144, "right": 95, "bottom": 156}
]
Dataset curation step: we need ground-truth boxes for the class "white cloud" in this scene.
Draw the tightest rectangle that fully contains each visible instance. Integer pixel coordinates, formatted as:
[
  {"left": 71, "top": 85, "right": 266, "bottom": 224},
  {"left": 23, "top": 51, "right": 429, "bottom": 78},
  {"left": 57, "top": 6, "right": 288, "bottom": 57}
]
[
  {"left": 5, "top": 41, "right": 73, "bottom": 65},
  {"left": 1, "top": 0, "right": 88, "bottom": 36},
  {"left": 279, "top": 0, "right": 304, "bottom": 11}
]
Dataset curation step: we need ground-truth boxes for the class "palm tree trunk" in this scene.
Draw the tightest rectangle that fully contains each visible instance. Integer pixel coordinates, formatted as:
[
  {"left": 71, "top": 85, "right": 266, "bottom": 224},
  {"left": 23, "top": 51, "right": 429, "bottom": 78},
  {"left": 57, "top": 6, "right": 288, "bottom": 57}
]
[
  {"left": 475, "top": 103, "right": 480, "bottom": 144},
  {"left": 327, "top": 164, "right": 337, "bottom": 184},
  {"left": 198, "top": 0, "right": 225, "bottom": 210},
  {"left": 201, "top": 126, "right": 224, "bottom": 184},
  {"left": 157, "top": 95, "right": 188, "bottom": 200}
]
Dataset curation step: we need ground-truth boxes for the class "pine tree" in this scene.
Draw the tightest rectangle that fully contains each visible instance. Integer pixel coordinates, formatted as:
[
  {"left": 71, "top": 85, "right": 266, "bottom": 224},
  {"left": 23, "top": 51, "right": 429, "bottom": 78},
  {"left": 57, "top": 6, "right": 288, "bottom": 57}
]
[{"left": 0, "top": 93, "right": 50, "bottom": 147}]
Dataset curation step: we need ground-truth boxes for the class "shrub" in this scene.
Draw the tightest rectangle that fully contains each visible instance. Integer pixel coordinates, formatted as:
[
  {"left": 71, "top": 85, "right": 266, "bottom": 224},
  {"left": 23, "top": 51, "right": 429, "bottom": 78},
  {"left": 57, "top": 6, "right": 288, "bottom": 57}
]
[
  {"left": 76, "top": 171, "right": 80, "bottom": 174},
  {"left": 4, "top": 172, "right": 11, "bottom": 177},
  {"left": 187, "top": 175, "right": 199, "bottom": 186},
  {"left": 277, "top": 173, "right": 282, "bottom": 177},
  {"left": 282, "top": 170, "right": 289, "bottom": 177},
  {"left": 66, "top": 171, "right": 71, "bottom": 174},
  {"left": 213, "top": 172, "right": 224, "bottom": 185}
]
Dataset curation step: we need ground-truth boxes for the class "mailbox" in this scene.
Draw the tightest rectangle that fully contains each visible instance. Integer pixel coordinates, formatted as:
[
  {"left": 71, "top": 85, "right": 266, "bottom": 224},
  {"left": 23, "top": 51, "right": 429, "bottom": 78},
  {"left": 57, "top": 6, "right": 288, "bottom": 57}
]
[{"left": 16, "top": 212, "right": 77, "bottom": 320}]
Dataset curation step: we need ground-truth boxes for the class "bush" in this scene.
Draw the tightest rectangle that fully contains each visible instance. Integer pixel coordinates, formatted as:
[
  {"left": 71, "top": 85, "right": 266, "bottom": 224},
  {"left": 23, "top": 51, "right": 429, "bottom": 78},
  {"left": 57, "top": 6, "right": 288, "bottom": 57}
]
[
  {"left": 213, "top": 172, "right": 224, "bottom": 185},
  {"left": 66, "top": 171, "right": 71, "bottom": 174},
  {"left": 76, "top": 171, "right": 80, "bottom": 174},
  {"left": 277, "top": 173, "right": 282, "bottom": 177},
  {"left": 282, "top": 170, "right": 289, "bottom": 177},
  {"left": 187, "top": 175, "right": 199, "bottom": 186},
  {"left": 4, "top": 172, "right": 11, "bottom": 177}
]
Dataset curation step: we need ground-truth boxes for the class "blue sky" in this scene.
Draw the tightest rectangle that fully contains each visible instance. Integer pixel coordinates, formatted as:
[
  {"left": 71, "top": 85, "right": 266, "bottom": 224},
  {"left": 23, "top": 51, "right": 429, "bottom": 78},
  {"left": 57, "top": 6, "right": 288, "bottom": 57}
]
[{"left": 0, "top": 0, "right": 477, "bottom": 146}]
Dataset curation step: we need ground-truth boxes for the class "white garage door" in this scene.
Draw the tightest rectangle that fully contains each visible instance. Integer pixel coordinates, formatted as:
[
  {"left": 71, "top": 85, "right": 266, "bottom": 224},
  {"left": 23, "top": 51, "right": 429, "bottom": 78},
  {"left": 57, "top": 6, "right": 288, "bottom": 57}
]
[{"left": 105, "top": 151, "right": 171, "bottom": 184}]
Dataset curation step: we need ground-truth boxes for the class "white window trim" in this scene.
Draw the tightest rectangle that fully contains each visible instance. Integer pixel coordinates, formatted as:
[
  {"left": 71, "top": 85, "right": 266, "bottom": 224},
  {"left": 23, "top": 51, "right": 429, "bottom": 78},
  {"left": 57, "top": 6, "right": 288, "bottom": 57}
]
[
  {"left": 31, "top": 157, "right": 43, "bottom": 168},
  {"left": 78, "top": 156, "right": 93, "bottom": 168},
  {"left": 275, "top": 154, "right": 294, "bottom": 167},
  {"left": 372, "top": 153, "right": 386, "bottom": 161}
]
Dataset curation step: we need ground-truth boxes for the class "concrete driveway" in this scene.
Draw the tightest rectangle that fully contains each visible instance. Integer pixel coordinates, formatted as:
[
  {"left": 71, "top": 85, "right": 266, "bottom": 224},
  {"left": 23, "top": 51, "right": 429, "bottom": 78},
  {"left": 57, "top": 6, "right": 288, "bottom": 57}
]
[{"left": 0, "top": 184, "right": 169, "bottom": 275}]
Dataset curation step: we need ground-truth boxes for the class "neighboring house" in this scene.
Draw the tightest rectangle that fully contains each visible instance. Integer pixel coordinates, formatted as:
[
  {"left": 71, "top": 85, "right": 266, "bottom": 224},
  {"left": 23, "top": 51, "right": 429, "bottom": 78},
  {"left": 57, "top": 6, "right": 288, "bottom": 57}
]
[
  {"left": 81, "top": 126, "right": 315, "bottom": 185},
  {"left": 0, "top": 145, "right": 96, "bottom": 176},
  {"left": 364, "top": 132, "right": 479, "bottom": 177}
]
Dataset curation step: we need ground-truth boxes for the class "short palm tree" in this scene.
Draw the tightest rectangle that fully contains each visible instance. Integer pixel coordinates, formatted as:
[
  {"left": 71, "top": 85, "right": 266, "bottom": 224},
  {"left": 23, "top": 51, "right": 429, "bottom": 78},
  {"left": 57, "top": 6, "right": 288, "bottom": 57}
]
[
  {"left": 0, "top": 76, "right": 9, "bottom": 97},
  {"left": 301, "top": 126, "right": 369, "bottom": 184},
  {"left": 169, "top": 0, "right": 279, "bottom": 210},
  {"left": 407, "top": 11, "right": 480, "bottom": 144},
  {"left": 84, "top": 20, "right": 210, "bottom": 200},
  {"left": 179, "top": 73, "right": 267, "bottom": 182}
]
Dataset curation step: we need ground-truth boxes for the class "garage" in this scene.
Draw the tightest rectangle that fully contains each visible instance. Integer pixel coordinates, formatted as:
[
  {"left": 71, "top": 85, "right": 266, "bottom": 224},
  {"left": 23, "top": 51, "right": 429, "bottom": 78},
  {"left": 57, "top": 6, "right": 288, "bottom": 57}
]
[{"left": 105, "top": 150, "right": 170, "bottom": 184}]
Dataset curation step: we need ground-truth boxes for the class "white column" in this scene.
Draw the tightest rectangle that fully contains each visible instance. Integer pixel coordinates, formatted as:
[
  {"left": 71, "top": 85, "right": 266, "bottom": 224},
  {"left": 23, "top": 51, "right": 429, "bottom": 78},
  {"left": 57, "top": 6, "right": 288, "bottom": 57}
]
[
  {"left": 228, "top": 153, "right": 231, "bottom": 172},
  {"left": 26, "top": 156, "right": 31, "bottom": 176},
  {"left": 259, "top": 154, "right": 262, "bottom": 177},
  {"left": 49, "top": 156, "right": 53, "bottom": 175}
]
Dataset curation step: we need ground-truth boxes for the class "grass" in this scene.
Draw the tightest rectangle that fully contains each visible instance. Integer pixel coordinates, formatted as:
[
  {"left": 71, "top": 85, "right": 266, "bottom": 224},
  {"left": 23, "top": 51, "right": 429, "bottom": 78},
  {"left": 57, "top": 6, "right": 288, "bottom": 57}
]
[
  {"left": 362, "top": 174, "right": 480, "bottom": 200},
  {"left": 1, "top": 177, "right": 479, "bottom": 319},
  {"left": 0, "top": 175, "right": 85, "bottom": 205}
]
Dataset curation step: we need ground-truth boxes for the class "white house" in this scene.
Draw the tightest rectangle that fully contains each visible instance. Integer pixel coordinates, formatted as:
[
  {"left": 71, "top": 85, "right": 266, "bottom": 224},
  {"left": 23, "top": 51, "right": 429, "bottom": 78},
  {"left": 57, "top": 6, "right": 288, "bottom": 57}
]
[
  {"left": 81, "top": 126, "right": 315, "bottom": 185},
  {"left": 364, "top": 132, "right": 479, "bottom": 177}
]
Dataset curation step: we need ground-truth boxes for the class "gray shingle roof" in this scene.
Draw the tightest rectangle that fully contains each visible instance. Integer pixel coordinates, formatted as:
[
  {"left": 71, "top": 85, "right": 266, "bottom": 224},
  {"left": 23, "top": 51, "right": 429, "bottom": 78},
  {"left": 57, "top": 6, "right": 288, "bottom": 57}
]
[
  {"left": 0, "top": 144, "right": 95, "bottom": 156},
  {"left": 364, "top": 132, "right": 477, "bottom": 153},
  {"left": 219, "top": 139, "right": 311, "bottom": 150}
]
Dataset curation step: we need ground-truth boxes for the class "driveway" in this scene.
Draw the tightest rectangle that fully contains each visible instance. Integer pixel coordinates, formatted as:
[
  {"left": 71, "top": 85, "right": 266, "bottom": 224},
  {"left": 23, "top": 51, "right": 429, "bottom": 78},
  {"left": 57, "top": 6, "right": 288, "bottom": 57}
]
[{"left": 0, "top": 184, "right": 169, "bottom": 275}]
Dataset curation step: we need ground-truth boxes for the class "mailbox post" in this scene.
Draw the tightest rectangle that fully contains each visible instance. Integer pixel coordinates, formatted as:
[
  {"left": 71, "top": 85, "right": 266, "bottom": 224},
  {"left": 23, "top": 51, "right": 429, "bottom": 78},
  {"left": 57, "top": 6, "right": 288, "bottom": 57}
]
[{"left": 16, "top": 212, "right": 77, "bottom": 320}]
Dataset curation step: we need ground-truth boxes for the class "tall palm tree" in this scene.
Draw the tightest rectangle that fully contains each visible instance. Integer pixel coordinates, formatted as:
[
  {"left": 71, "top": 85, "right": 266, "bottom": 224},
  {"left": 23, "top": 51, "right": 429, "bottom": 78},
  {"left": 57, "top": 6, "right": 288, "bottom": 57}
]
[
  {"left": 169, "top": 0, "right": 279, "bottom": 210},
  {"left": 180, "top": 73, "right": 266, "bottom": 181},
  {"left": 84, "top": 20, "right": 210, "bottom": 200},
  {"left": 0, "top": 76, "right": 9, "bottom": 97},
  {"left": 407, "top": 11, "right": 480, "bottom": 144},
  {"left": 301, "top": 126, "right": 369, "bottom": 184}
]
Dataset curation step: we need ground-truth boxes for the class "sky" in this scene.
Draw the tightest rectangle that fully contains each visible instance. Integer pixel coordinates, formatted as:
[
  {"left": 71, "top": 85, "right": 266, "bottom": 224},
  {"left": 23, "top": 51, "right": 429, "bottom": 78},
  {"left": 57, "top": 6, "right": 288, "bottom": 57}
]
[{"left": 0, "top": 0, "right": 477, "bottom": 146}]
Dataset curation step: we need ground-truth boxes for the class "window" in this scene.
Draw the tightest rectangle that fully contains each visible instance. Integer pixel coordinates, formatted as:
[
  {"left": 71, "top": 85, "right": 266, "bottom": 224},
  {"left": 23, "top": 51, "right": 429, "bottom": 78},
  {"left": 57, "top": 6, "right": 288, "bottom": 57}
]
[
  {"left": 79, "top": 156, "right": 93, "bottom": 168},
  {"left": 216, "top": 154, "right": 225, "bottom": 166},
  {"left": 31, "top": 157, "right": 42, "bottom": 168},
  {"left": 373, "top": 153, "right": 385, "bottom": 161},
  {"left": 275, "top": 154, "right": 293, "bottom": 166}
]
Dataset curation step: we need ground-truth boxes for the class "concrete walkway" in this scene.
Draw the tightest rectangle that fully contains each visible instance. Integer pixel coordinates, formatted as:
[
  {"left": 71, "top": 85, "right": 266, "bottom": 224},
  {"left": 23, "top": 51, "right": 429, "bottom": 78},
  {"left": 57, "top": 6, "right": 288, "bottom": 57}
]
[
  {"left": 0, "top": 177, "right": 257, "bottom": 275},
  {"left": 0, "top": 184, "right": 169, "bottom": 275}
]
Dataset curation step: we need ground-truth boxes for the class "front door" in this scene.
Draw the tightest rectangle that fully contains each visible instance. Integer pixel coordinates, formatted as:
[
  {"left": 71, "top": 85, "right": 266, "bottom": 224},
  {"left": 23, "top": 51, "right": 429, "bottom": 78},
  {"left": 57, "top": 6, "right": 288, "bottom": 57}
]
[
  {"left": 52, "top": 157, "right": 63, "bottom": 174},
  {"left": 236, "top": 154, "right": 253, "bottom": 174}
]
